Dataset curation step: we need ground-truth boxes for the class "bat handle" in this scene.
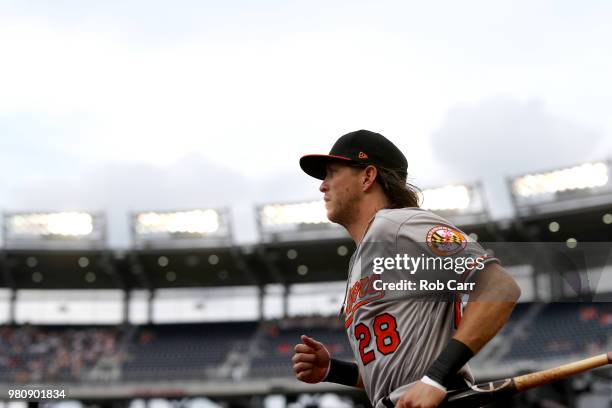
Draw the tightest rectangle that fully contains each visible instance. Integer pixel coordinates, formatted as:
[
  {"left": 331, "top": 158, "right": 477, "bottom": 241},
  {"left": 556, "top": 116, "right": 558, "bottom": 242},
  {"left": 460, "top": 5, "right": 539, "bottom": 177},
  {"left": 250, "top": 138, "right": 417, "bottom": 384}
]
[{"left": 381, "top": 397, "right": 394, "bottom": 408}]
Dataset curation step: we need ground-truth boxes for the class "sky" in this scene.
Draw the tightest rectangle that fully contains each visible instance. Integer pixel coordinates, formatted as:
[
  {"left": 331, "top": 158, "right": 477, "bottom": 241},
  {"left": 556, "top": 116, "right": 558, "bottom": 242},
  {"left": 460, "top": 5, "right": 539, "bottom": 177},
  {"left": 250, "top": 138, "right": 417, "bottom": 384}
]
[{"left": 0, "top": 0, "right": 611, "bottom": 247}]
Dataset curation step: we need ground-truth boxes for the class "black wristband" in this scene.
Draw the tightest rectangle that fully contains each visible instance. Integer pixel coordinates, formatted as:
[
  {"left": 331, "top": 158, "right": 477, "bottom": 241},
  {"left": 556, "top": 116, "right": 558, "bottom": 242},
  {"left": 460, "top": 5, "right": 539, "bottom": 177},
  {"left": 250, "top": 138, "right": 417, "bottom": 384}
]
[
  {"left": 324, "top": 358, "right": 359, "bottom": 387},
  {"left": 425, "top": 338, "right": 474, "bottom": 387}
]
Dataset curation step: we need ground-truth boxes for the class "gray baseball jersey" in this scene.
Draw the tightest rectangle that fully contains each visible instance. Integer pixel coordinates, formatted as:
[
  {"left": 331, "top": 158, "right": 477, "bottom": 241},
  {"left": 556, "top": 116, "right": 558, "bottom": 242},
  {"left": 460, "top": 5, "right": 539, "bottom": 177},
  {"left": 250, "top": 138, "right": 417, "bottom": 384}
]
[{"left": 341, "top": 207, "right": 499, "bottom": 407}]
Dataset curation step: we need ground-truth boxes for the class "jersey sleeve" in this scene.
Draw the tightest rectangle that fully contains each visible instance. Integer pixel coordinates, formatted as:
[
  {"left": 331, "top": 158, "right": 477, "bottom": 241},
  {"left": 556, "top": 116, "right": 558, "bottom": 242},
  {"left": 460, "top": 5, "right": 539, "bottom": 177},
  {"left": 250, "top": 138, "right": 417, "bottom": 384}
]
[{"left": 395, "top": 211, "right": 500, "bottom": 285}]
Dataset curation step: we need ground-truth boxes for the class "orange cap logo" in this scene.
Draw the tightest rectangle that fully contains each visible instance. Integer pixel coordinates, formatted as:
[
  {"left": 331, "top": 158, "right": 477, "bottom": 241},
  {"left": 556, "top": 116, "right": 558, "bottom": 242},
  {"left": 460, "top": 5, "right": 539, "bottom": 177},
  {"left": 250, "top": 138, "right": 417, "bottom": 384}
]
[{"left": 358, "top": 152, "right": 368, "bottom": 159}]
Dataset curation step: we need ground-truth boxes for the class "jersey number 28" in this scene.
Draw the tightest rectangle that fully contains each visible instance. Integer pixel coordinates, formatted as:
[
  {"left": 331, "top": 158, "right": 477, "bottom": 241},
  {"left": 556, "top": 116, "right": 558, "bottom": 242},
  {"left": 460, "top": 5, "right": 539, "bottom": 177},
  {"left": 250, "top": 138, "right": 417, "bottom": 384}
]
[{"left": 354, "top": 313, "right": 401, "bottom": 365}]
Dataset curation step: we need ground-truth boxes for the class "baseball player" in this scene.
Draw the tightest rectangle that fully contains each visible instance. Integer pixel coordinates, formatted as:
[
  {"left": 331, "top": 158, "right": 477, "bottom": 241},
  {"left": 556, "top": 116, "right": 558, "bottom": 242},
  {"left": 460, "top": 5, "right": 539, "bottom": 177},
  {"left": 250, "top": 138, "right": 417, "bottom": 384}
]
[{"left": 293, "top": 130, "right": 521, "bottom": 408}]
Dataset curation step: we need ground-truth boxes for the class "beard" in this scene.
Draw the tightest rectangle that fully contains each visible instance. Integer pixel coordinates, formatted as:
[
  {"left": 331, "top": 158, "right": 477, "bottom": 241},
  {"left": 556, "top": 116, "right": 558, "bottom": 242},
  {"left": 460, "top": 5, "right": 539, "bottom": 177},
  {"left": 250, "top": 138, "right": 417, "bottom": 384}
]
[{"left": 326, "top": 192, "right": 361, "bottom": 228}]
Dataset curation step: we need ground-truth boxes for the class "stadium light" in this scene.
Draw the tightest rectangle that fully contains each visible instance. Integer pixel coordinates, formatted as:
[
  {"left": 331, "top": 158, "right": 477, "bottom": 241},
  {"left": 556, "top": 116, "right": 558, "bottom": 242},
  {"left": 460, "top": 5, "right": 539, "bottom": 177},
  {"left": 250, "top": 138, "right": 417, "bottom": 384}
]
[
  {"left": 418, "top": 183, "right": 489, "bottom": 226},
  {"left": 420, "top": 185, "right": 471, "bottom": 211},
  {"left": 257, "top": 200, "right": 344, "bottom": 242},
  {"left": 513, "top": 162, "right": 609, "bottom": 198},
  {"left": 260, "top": 201, "right": 330, "bottom": 227},
  {"left": 8, "top": 212, "right": 94, "bottom": 236},
  {"left": 136, "top": 209, "right": 220, "bottom": 235},
  {"left": 510, "top": 160, "right": 612, "bottom": 215},
  {"left": 131, "top": 208, "right": 231, "bottom": 249},
  {"left": 3, "top": 211, "right": 105, "bottom": 249}
]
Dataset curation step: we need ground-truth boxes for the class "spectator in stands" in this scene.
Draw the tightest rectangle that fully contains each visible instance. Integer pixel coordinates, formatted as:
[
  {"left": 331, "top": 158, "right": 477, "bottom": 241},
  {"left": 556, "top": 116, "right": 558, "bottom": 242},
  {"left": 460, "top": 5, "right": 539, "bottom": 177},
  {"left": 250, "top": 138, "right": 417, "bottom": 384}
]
[{"left": 0, "top": 326, "right": 124, "bottom": 382}]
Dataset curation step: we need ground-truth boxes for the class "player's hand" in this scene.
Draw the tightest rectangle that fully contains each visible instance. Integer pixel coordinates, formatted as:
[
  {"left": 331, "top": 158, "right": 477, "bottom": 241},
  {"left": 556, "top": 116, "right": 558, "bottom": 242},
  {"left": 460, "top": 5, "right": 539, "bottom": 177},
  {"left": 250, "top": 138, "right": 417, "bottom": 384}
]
[
  {"left": 292, "top": 334, "right": 331, "bottom": 384},
  {"left": 395, "top": 381, "right": 446, "bottom": 408}
]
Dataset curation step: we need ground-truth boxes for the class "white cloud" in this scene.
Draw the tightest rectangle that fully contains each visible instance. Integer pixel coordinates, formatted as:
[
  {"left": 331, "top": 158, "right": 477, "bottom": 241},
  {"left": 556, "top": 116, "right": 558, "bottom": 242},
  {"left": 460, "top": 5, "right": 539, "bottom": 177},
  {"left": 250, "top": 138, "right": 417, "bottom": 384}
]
[
  {"left": 429, "top": 96, "right": 607, "bottom": 217},
  {"left": 0, "top": 1, "right": 611, "bottom": 243}
]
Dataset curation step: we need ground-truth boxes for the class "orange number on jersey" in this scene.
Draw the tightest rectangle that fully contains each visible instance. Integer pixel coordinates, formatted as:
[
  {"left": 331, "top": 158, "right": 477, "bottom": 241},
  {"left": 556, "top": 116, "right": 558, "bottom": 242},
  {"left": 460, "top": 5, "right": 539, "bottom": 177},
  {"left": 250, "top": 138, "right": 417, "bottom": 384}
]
[
  {"left": 373, "top": 313, "right": 401, "bottom": 355},
  {"left": 354, "top": 313, "right": 401, "bottom": 365},
  {"left": 355, "top": 323, "right": 376, "bottom": 365}
]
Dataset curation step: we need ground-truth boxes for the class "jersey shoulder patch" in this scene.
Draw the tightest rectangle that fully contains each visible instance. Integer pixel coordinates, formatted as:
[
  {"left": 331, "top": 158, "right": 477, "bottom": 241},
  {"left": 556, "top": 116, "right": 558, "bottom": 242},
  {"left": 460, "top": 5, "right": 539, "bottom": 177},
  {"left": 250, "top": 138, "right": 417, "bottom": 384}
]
[{"left": 426, "top": 225, "right": 467, "bottom": 256}]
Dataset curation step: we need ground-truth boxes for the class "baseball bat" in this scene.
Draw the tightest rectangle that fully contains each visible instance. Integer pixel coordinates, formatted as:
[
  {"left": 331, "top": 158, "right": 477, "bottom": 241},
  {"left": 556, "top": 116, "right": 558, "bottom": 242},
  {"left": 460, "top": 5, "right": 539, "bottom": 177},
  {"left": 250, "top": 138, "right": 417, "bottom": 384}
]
[{"left": 442, "top": 352, "right": 612, "bottom": 407}]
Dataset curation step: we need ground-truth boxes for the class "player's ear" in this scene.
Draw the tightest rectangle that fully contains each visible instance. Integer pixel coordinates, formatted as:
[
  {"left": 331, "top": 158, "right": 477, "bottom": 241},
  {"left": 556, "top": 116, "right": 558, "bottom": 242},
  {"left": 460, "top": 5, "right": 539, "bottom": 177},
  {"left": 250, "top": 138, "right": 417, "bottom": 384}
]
[{"left": 362, "top": 165, "right": 378, "bottom": 191}]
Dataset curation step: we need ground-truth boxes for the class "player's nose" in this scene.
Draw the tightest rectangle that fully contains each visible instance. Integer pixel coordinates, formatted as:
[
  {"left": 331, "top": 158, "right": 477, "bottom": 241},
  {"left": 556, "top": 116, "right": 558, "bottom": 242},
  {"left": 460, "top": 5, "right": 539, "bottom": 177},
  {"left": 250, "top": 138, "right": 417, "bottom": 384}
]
[{"left": 319, "top": 180, "right": 329, "bottom": 193}]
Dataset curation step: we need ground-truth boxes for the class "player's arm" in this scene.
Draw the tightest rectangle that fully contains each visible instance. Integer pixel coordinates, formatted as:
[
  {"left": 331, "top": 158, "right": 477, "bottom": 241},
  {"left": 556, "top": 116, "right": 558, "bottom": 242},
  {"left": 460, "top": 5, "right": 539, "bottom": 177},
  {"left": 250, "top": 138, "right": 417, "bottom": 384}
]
[
  {"left": 293, "top": 335, "right": 364, "bottom": 389},
  {"left": 397, "top": 263, "right": 520, "bottom": 408},
  {"left": 454, "top": 262, "right": 521, "bottom": 353},
  {"left": 425, "top": 262, "right": 520, "bottom": 389}
]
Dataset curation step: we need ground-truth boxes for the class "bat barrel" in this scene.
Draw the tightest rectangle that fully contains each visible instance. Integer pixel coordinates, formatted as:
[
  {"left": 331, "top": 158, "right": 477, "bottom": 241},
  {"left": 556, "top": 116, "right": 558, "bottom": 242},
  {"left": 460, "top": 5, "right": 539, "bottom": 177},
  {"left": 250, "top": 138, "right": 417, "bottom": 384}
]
[{"left": 513, "top": 353, "right": 611, "bottom": 392}]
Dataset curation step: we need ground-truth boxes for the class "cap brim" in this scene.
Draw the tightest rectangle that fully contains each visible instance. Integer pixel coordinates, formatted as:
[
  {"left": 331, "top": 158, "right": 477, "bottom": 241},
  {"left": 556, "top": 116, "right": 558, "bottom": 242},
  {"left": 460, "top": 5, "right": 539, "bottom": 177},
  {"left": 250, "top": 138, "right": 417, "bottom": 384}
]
[{"left": 299, "top": 154, "right": 354, "bottom": 180}]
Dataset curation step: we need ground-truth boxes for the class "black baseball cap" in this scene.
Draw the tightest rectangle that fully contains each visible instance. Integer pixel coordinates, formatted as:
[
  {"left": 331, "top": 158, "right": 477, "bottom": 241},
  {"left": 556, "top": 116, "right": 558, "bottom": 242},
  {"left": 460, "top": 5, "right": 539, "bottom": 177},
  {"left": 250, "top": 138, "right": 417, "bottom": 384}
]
[{"left": 300, "top": 129, "right": 408, "bottom": 180}]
